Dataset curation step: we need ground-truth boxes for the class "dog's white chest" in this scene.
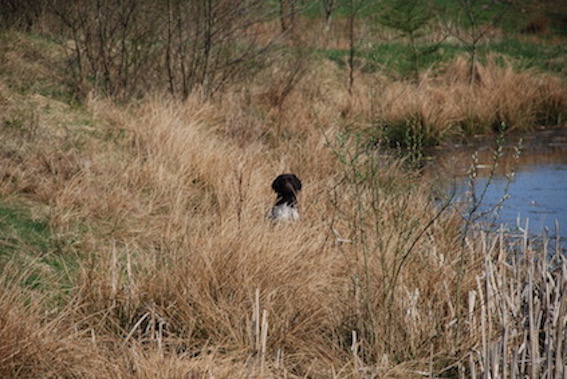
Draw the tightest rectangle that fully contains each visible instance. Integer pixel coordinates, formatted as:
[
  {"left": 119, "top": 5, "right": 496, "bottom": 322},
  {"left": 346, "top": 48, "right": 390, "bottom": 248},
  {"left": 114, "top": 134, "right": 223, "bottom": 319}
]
[{"left": 270, "top": 203, "right": 300, "bottom": 222}]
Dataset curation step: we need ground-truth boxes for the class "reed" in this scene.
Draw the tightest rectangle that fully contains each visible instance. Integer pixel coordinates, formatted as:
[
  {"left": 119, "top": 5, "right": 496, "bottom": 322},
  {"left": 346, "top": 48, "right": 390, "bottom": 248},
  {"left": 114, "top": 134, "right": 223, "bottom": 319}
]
[{"left": 464, "top": 226, "right": 566, "bottom": 378}]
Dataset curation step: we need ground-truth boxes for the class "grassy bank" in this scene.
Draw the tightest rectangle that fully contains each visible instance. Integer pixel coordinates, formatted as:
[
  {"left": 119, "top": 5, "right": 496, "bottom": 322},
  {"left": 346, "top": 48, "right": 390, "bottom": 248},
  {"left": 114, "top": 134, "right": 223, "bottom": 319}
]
[
  {"left": 1, "top": 3, "right": 566, "bottom": 377},
  {"left": 1, "top": 91, "right": 565, "bottom": 377}
]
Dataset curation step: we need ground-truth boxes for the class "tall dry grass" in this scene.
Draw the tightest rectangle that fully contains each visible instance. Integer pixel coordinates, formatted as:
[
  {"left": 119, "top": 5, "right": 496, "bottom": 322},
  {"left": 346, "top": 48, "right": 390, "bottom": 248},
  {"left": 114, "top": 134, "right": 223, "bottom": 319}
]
[
  {"left": 1, "top": 31, "right": 566, "bottom": 377},
  {"left": 372, "top": 55, "right": 567, "bottom": 147},
  {"left": 2, "top": 92, "right": 564, "bottom": 376}
]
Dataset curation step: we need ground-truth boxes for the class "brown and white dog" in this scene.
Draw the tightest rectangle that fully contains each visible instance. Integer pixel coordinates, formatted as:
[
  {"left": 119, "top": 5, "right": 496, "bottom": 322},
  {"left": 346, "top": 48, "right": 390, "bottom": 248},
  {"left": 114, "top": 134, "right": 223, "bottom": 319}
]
[{"left": 270, "top": 174, "right": 302, "bottom": 222}]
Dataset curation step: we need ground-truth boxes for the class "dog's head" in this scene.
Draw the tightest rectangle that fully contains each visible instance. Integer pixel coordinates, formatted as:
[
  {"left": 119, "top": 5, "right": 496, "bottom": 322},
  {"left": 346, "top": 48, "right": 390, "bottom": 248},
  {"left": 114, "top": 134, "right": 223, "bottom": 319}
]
[{"left": 272, "top": 174, "right": 302, "bottom": 199}]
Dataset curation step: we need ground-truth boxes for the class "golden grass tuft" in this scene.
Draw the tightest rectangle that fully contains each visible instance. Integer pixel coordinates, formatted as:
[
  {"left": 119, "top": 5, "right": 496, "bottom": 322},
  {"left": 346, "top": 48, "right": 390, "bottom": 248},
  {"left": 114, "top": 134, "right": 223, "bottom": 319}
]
[{"left": 0, "top": 265, "right": 120, "bottom": 377}]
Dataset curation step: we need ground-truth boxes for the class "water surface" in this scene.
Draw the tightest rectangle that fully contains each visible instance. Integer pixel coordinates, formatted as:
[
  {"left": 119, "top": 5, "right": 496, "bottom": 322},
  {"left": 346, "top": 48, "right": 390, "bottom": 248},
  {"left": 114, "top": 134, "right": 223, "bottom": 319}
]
[
  {"left": 464, "top": 162, "right": 567, "bottom": 238},
  {"left": 428, "top": 128, "right": 567, "bottom": 246}
]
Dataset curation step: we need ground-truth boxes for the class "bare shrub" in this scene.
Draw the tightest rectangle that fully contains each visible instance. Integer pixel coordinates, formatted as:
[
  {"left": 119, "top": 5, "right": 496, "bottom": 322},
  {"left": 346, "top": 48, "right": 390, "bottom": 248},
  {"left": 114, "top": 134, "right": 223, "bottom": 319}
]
[
  {"left": 52, "top": 0, "right": 278, "bottom": 101},
  {"left": 0, "top": 0, "right": 49, "bottom": 32},
  {"left": 52, "top": 0, "right": 163, "bottom": 101}
]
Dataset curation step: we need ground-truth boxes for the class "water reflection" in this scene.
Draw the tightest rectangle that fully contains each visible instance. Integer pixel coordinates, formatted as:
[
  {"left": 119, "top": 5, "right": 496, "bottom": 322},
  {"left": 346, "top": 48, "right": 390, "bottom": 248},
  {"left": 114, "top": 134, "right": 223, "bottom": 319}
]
[{"left": 427, "top": 128, "right": 567, "bottom": 246}]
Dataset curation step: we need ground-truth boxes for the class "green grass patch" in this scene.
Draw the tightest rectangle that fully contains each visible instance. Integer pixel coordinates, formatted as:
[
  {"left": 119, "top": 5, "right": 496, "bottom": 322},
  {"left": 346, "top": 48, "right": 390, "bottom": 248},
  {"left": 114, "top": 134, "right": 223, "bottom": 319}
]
[
  {"left": 0, "top": 30, "right": 76, "bottom": 105},
  {"left": 320, "top": 37, "right": 566, "bottom": 78},
  {"left": 0, "top": 201, "right": 51, "bottom": 257},
  {"left": 365, "top": 42, "right": 461, "bottom": 77},
  {"left": 488, "top": 39, "right": 567, "bottom": 74},
  {"left": 0, "top": 200, "right": 78, "bottom": 295}
]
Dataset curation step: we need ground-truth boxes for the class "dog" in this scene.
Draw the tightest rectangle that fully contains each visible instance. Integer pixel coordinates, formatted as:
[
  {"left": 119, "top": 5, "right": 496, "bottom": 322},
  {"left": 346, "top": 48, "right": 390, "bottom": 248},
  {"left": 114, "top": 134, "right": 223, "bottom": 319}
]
[{"left": 270, "top": 173, "right": 302, "bottom": 222}]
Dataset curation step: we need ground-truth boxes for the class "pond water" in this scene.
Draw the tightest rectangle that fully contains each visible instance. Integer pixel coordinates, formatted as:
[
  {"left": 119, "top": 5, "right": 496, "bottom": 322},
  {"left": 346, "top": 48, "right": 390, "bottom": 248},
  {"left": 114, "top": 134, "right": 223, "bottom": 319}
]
[
  {"left": 464, "top": 161, "right": 567, "bottom": 237},
  {"left": 427, "top": 128, "right": 567, "bottom": 249}
]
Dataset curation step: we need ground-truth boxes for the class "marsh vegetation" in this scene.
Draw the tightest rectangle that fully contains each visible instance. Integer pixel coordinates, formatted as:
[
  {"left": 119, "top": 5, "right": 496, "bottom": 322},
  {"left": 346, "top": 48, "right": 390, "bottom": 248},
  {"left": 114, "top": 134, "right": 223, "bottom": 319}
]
[{"left": 1, "top": 0, "right": 566, "bottom": 377}]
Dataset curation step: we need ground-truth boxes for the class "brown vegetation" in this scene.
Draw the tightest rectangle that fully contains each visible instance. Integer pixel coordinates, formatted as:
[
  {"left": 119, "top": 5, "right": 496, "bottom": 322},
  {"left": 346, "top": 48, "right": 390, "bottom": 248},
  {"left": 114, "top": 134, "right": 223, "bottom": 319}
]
[{"left": 0, "top": 5, "right": 566, "bottom": 377}]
